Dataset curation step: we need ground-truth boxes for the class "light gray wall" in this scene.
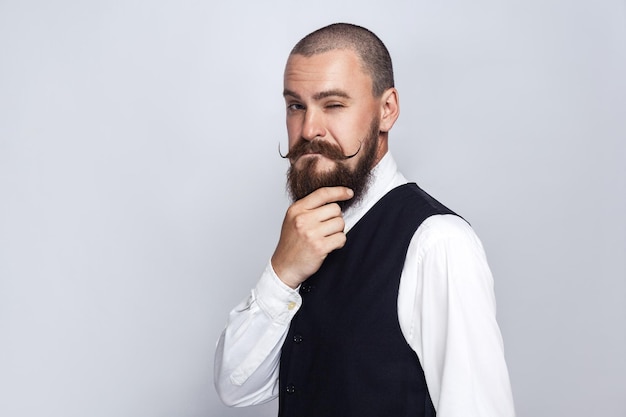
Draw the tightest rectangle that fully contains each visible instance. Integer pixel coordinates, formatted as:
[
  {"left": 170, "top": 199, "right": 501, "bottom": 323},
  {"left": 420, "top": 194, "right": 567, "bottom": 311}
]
[{"left": 1, "top": 1, "right": 624, "bottom": 416}]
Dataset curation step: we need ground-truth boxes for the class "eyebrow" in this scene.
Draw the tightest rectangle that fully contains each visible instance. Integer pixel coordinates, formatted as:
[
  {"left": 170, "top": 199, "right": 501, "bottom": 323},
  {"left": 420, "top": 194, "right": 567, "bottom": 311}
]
[{"left": 283, "top": 89, "right": 351, "bottom": 101}]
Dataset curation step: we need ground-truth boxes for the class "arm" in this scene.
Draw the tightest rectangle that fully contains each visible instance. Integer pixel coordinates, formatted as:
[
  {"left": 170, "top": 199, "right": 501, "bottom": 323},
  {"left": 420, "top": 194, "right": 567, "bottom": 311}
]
[
  {"left": 398, "top": 215, "right": 516, "bottom": 417},
  {"left": 214, "top": 263, "right": 300, "bottom": 406},
  {"left": 215, "top": 186, "right": 353, "bottom": 406}
]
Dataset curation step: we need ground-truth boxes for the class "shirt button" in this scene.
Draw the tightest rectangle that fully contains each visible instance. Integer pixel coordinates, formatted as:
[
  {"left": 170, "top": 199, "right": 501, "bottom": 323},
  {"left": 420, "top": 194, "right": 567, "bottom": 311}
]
[
  {"left": 286, "top": 383, "right": 296, "bottom": 394},
  {"left": 287, "top": 301, "right": 297, "bottom": 310},
  {"left": 293, "top": 334, "right": 303, "bottom": 343}
]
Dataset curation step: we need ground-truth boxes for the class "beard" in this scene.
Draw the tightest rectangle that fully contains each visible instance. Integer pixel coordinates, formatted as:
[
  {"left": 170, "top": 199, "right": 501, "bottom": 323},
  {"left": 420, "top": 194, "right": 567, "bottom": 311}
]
[{"left": 286, "top": 118, "right": 380, "bottom": 211}]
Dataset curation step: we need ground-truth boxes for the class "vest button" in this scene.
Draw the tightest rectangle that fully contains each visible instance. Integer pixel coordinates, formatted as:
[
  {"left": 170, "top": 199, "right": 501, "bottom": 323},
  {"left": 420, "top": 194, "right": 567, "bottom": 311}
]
[
  {"left": 301, "top": 283, "right": 313, "bottom": 293},
  {"left": 286, "top": 383, "right": 296, "bottom": 394},
  {"left": 293, "top": 334, "right": 303, "bottom": 343}
]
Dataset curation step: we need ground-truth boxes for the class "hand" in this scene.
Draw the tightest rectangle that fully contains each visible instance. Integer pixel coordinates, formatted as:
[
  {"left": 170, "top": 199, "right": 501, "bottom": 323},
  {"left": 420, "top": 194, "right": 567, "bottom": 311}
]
[{"left": 271, "top": 187, "right": 354, "bottom": 289}]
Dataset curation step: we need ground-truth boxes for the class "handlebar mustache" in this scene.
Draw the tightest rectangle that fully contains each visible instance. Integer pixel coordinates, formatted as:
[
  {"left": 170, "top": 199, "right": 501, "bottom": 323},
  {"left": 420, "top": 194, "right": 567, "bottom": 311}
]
[{"left": 279, "top": 140, "right": 362, "bottom": 161}]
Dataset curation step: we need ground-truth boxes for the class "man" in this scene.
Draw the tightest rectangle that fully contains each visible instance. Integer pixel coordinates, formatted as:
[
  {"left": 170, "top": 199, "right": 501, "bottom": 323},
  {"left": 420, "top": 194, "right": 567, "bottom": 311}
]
[{"left": 214, "top": 23, "right": 515, "bottom": 417}]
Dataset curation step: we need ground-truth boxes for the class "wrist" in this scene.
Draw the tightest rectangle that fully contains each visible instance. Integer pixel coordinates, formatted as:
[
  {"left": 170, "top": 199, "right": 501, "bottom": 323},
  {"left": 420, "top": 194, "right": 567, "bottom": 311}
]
[{"left": 270, "top": 258, "right": 301, "bottom": 289}]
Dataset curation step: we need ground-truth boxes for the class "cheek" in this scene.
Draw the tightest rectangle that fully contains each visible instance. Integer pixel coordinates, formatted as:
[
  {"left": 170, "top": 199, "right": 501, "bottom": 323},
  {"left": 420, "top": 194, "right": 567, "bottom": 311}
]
[
  {"left": 286, "top": 118, "right": 301, "bottom": 146},
  {"left": 327, "top": 116, "right": 365, "bottom": 146}
]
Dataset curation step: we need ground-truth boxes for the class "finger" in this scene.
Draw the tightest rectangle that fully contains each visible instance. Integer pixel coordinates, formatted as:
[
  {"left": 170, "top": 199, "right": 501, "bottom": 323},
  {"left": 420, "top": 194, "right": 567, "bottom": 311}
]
[
  {"left": 305, "top": 228, "right": 347, "bottom": 257},
  {"left": 322, "top": 230, "right": 348, "bottom": 252},
  {"left": 287, "top": 203, "right": 340, "bottom": 233},
  {"left": 318, "top": 216, "right": 346, "bottom": 237},
  {"left": 310, "top": 202, "right": 342, "bottom": 223},
  {"left": 301, "top": 187, "right": 353, "bottom": 209}
]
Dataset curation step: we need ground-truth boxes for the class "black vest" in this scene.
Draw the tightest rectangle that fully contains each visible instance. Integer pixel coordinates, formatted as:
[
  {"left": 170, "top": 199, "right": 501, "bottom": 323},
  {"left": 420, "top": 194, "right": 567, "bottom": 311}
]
[{"left": 278, "top": 183, "right": 457, "bottom": 417}]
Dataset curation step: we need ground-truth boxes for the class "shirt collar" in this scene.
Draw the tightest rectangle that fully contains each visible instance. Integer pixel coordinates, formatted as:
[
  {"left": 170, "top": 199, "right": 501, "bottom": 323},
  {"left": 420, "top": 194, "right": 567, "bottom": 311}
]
[{"left": 343, "top": 151, "right": 408, "bottom": 232}]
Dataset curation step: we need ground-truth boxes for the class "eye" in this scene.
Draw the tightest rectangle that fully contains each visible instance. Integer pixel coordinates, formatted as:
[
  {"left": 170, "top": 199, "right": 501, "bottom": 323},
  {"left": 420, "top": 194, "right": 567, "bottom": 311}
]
[
  {"left": 287, "top": 103, "right": 305, "bottom": 112},
  {"left": 325, "top": 103, "right": 345, "bottom": 109}
]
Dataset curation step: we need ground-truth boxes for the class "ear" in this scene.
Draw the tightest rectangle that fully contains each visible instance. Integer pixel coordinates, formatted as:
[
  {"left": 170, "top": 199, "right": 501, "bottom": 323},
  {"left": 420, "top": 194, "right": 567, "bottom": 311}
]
[{"left": 379, "top": 88, "right": 400, "bottom": 133}]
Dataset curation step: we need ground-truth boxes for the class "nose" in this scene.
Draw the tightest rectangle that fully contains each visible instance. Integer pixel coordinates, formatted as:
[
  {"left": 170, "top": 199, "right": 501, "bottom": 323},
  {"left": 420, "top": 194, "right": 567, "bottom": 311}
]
[{"left": 301, "top": 109, "right": 325, "bottom": 141}]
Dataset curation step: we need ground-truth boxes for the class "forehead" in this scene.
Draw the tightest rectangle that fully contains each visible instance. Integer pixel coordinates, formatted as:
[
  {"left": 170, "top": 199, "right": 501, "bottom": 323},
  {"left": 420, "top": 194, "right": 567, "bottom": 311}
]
[{"left": 284, "top": 49, "right": 373, "bottom": 97}]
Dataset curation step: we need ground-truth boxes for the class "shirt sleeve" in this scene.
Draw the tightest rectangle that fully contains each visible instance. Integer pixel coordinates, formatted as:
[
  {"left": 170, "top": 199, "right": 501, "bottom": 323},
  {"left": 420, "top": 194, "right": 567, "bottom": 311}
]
[
  {"left": 398, "top": 214, "right": 516, "bottom": 417},
  {"left": 214, "top": 261, "right": 301, "bottom": 407}
]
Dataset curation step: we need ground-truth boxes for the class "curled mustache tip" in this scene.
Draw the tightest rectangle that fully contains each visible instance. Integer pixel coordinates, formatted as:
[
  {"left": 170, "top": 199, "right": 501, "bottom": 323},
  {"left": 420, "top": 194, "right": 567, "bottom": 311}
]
[
  {"left": 342, "top": 140, "right": 362, "bottom": 159},
  {"left": 278, "top": 142, "right": 289, "bottom": 159}
]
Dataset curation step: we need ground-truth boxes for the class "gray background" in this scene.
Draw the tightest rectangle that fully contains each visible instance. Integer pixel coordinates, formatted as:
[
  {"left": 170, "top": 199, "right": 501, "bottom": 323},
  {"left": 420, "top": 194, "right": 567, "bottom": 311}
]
[{"left": 1, "top": 0, "right": 624, "bottom": 416}]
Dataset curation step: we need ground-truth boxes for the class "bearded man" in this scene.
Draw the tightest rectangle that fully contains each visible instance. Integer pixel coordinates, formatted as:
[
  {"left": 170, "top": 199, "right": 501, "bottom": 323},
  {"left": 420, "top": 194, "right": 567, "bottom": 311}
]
[{"left": 214, "top": 23, "right": 515, "bottom": 417}]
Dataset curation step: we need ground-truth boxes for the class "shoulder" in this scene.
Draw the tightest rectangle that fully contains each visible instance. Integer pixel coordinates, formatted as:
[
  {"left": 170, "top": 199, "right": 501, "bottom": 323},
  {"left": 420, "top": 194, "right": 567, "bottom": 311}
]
[
  {"left": 411, "top": 214, "right": 487, "bottom": 262},
  {"left": 415, "top": 214, "right": 480, "bottom": 245}
]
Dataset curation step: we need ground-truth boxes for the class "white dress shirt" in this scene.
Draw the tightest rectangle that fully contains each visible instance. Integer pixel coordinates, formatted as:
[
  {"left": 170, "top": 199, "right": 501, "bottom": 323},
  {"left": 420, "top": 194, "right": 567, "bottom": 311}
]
[{"left": 214, "top": 152, "right": 515, "bottom": 416}]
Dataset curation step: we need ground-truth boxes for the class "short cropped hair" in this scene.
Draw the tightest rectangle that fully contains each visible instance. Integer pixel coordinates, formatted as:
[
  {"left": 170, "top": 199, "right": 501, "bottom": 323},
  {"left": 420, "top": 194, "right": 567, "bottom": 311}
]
[{"left": 290, "top": 23, "right": 394, "bottom": 97}]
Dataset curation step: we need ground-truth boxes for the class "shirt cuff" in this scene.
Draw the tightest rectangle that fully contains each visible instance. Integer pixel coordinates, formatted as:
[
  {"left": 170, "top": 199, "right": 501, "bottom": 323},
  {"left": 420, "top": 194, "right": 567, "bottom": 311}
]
[{"left": 254, "top": 261, "right": 302, "bottom": 325}]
